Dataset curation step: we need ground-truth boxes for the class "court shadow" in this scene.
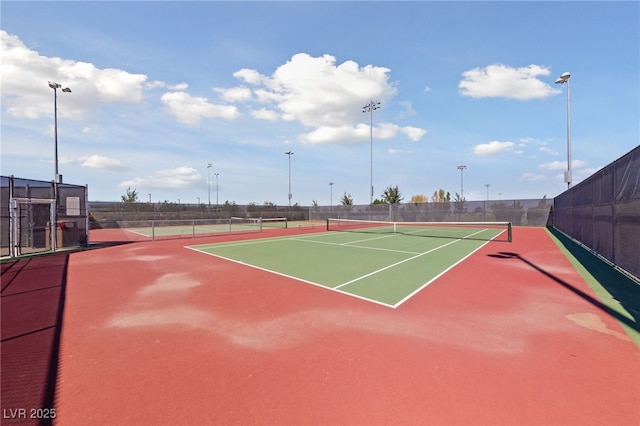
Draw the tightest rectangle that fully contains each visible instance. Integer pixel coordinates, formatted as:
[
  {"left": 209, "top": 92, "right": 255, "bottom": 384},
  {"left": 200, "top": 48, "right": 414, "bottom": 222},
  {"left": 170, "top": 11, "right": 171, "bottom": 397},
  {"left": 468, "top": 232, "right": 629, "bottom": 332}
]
[
  {"left": 547, "top": 227, "right": 640, "bottom": 327},
  {"left": 487, "top": 250, "right": 639, "bottom": 334},
  {"left": 1, "top": 252, "right": 68, "bottom": 425}
]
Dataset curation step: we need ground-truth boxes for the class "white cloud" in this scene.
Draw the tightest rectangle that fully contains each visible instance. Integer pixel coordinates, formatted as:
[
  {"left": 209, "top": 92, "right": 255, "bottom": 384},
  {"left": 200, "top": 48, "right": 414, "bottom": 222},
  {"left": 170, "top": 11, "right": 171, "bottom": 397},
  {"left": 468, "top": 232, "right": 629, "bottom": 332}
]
[
  {"left": 160, "top": 91, "right": 241, "bottom": 125},
  {"left": 539, "top": 160, "right": 565, "bottom": 171},
  {"left": 169, "top": 82, "right": 189, "bottom": 91},
  {"left": 119, "top": 166, "right": 203, "bottom": 190},
  {"left": 91, "top": 67, "right": 147, "bottom": 103},
  {"left": 80, "top": 154, "right": 130, "bottom": 171},
  {"left": 388, "top": 149, "right": 411, "bottom": 155},
  {"left": 539, "top": 146, "right": 559, "bottom": 155},
  {"left": 250, "top": 108, "right": 279, "bottom": 120},
  {"left": 459, "top": 64, "right": 561, "bottom": 100},
  {"left": 2, "top": 31, "right": 426, "bottom": 160},
  {"left": 521, "top": 173, "right": 548, "bottom": 182},
  {"left": 400, "top": 126, "right": 427, "bottom": 142},
  {"left": 297, "top": 122, "right": 427, "bottom": 145},
  {"left": 145, "top": 80, "right": 167, "bottom": 90},
  {"left": 397, "top": 100, "right": 416, "bottom": 118},
  {"left": 1, "top": 30, "right": 147, "bottom": 120},
  {"left": 299, "top": 124, "right": 367, "bottom": 145},
  {"left": 214, "top": 86, "right": 252, "bottom": 103},
  {"left": 538, "top": 159, "right": 588, "bottom": 171},
  {"left": 473, "top": 141, "right": 516, "bottom": 155},
  {"left": 232, "top": 53, "right": 427, "bottom": 145},
  {"left": 233, "top": 68, "right": 264, "bottom": 85}
]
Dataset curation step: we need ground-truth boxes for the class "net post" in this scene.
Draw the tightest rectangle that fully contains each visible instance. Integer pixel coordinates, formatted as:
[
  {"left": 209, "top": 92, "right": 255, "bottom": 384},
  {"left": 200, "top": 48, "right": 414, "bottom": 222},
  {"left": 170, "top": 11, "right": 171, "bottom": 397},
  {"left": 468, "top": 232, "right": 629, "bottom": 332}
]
[
  {"left": 508, "top": 222, "right": 512, "bottom": 242},
  {"left": 326, "top": 218, "right": 330, "bottom": 231},
  {"left": 259, "top": 217, "right": 263, "bottom": 232}
]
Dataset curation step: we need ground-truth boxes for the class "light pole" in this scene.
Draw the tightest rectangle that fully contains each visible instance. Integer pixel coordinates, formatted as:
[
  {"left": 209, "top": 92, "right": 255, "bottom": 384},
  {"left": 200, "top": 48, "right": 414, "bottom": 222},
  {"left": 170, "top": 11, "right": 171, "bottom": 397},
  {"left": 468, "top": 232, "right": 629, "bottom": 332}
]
[
  {"left": 457, "top": 165, "right": 467, "bottom": 199},
  {"left": 363, "top": 100, "right": 381, "bottom": 204},
  {"left": 555, "top": 72, "right": 572, "bottom": 188},
  {"left": 48, "top": 81, "right": 70, "bottom": 251},
  {"left": 329, "top": 182, "right": 334, "bottom": 212},
  {"left": 285, "top": 151, "right": 293, "bottom": 208},
  {"left": 207, "top": 163, "right": 212, "bottom": 207},
  {"left": 214, "top": 173, "right": 219, "bottom": 206},
  {"left": 484, "top": 183, "right": 490, "bottom": 220},
  {"left": 48, "top": 81, "right": 71, "bottom": 184}
]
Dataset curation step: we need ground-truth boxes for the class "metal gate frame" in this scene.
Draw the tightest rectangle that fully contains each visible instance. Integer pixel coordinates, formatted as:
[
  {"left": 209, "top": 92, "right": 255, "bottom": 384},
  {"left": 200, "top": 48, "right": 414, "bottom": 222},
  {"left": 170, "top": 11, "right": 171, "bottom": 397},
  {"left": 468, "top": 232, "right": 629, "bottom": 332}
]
[{"left": 9, "top": 197, "right": 57, "bottom": 257}]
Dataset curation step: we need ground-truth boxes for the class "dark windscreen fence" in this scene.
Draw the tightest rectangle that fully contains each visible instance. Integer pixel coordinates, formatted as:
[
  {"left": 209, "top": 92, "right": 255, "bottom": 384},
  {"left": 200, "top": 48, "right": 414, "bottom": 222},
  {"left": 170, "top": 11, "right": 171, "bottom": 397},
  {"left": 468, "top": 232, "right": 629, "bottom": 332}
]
[{"left": 553, "top": 146, "right": 640, "bottom": 279}]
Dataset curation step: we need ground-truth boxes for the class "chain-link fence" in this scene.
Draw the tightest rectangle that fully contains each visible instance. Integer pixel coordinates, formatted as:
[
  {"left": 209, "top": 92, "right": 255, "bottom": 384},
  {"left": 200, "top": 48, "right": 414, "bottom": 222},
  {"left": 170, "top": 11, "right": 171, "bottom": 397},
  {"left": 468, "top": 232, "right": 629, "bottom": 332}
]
[
  {"left": 88, "top": 201, "right": 309, "bottom": 230},
  {"left": 88, "top": 198, "right": 551, "bottom": 232},
  {"left": 309, "top": 198, "right": 552, "bottom": 226},
  {"left": 1, "top": 176, "right": 88, "bottom": 257}
]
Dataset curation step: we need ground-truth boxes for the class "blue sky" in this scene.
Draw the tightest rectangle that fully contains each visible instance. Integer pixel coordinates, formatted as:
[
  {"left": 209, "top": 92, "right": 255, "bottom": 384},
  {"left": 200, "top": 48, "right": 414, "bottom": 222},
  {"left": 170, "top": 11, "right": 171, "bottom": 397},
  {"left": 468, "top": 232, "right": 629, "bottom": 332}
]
[{"left": 2, "top": 1, "right": 638, "bottom": 205}]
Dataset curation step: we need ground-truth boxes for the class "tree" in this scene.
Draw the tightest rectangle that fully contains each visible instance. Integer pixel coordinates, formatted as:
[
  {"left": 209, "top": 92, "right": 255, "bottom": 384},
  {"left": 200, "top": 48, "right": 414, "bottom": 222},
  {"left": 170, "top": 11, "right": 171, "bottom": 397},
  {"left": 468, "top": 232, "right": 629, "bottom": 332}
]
[
  {"left": 121, "top": 187, "right": 139, "bottom": 203},
  {"left": 493, "top": 200, "right": 525, "bottom": 225},
  {"left": 340, "top": 192, "right": 354, "bottom": 206},
  {"left": 431, "top": 189, "right": 451, "bottom": 221},
  {"left": 453, "top": 192, "right": 467, "bottom": 219},
  {"left": 381, "top": 185, "right": 403, "bottom": 204},
  {"left": 410, "top": 194, "right": 428, "bottom": 204},
  {"left": 526, "top": 195, "right": 551, "bottom": 226},
  {"left": 222, "top": 200, "right": 239, "bottom": 215},
  {"left": 431, "top": 189, "right": 450, "bottom": 203}
]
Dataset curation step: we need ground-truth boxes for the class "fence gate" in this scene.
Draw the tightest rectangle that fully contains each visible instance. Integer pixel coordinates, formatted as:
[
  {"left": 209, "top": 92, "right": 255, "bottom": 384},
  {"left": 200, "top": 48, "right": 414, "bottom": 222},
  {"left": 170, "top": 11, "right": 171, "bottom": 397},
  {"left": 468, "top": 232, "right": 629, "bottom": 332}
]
[{"left": 9, "top": 197, "right": 56, "bottom": 257}]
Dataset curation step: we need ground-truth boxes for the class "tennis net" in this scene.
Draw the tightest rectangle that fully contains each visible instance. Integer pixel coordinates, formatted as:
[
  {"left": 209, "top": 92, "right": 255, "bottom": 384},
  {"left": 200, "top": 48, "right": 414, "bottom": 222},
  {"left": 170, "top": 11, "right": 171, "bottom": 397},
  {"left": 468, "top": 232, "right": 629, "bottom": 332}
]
[
  {"left": 229, "top": 216, "right": 288, "bottom": 231},
  {"left": 261, "top": 217, "right": 288, "bottom": 229},
  {"left": 326, "top": 218, "right": 512, "bottom": 242}
]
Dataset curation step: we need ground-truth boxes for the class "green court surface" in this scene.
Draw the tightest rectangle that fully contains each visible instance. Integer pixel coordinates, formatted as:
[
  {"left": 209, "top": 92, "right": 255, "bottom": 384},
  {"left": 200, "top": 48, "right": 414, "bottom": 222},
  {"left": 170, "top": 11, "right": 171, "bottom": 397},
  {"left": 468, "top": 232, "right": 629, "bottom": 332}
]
[{"left": 188, "top": 224, "right": 508, "bottom": 308}]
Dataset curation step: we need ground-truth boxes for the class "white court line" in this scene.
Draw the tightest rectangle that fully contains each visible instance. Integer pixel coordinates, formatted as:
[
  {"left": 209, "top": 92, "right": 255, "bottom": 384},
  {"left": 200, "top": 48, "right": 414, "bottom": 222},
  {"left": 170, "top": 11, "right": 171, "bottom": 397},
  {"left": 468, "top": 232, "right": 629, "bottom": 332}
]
[
  {"left": 334, "top": 239, "right": 460, "bottom": 289},
  {"left": 340, "top": 233, "right": 396, "bottom": 246},
  {"left": 289, "top": 237, "right": 422, "bottom": 255},
  {"left": 194, "top": 231, "right": 411, "bottom": 253},
  {"left": 190, "top": 234, "right": 295, "bottom": 250},
  {"left": 335, "top": 228, "right": 490, "bottom": 290},
  {"left": 186, "top": 227, "right": 502, "bottom": 309},
  {"left": 125, "top": 229, "right": 151, "bottom": 237},
  {"left": 391, "top": 228, "right": 507, "bottom": 308},
  {"left": 184, "top": 246, "right": 395, "bottom": 308}
]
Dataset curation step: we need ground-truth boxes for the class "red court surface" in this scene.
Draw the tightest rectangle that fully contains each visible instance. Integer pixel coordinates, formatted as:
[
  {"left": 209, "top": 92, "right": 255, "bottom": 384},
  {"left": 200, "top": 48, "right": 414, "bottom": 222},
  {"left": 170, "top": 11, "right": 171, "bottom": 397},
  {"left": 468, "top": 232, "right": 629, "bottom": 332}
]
[{"left": 2, "top": 226, "right": 639, "bottom": 425}]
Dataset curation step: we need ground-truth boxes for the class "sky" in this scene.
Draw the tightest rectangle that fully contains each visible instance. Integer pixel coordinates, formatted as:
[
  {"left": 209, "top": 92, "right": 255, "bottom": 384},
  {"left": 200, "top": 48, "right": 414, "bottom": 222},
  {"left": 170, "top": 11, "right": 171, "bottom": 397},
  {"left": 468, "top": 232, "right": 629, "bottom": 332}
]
[{"left": 1, "top": 1, "right": 638, "bottom": 206}]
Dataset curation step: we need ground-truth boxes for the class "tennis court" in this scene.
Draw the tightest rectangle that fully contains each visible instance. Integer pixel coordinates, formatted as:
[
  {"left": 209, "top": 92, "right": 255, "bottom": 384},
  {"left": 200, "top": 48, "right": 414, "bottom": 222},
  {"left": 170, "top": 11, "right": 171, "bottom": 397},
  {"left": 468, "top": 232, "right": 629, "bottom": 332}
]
[
  {"left": 188, "top": 219, "right": 511, "bottom": 307},
  {"left": 6, "top": 222, "right": 638, "bottom": 426}
]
